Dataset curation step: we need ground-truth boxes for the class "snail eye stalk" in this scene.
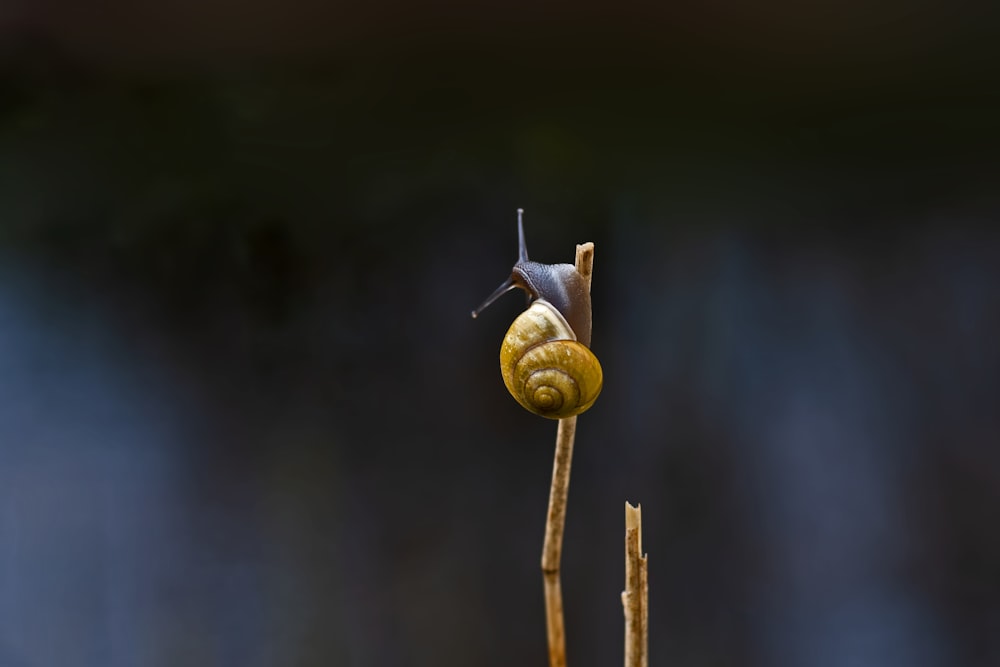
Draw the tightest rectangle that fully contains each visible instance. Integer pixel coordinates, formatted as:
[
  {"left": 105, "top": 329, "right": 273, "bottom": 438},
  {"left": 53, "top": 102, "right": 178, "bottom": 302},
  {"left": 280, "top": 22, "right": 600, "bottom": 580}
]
[
  {"left": 517, "top": 208, "right": 529, "bottom": 263},
  {"left": 471, "top": 277, "right": 518, "bottom": 319},
  {"left": 471, "top": 208, "right": 532, "bottom": 318}
]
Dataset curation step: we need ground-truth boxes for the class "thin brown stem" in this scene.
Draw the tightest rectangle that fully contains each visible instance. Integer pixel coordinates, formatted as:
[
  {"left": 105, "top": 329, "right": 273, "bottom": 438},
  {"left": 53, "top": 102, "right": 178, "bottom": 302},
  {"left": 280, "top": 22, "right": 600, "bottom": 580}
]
[
  {"left": 575, "top": 243, "right": 595, "bottom": 291},
  {"left": 540, "top": 242, "right": 595, "bottom": 667},
  {"left": 622, "top": 502, "right": 649, "bottom": 667},
  {"left": 541, "top": 417, "right": 575, "bottom": 667}
]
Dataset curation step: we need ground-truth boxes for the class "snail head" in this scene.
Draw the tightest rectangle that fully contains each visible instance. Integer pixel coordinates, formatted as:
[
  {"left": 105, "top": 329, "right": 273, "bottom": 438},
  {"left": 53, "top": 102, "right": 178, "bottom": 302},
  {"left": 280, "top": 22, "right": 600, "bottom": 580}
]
[{"left": 471, "top": 209, "right": 592, "bottom": 347}]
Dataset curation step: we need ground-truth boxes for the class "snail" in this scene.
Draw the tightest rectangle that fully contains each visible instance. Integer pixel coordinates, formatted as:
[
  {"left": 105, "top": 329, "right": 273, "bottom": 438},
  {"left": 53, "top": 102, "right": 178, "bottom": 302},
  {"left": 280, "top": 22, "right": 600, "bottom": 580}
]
[{"left": 471, "top": 209, "right": 603, "bottom": 419}]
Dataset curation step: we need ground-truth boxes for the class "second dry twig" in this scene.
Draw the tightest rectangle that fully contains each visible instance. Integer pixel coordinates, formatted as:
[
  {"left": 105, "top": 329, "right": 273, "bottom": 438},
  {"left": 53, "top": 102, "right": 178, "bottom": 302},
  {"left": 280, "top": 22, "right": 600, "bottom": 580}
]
[{"left": 623, "top": 502, "right": 649, "bottom": 667}]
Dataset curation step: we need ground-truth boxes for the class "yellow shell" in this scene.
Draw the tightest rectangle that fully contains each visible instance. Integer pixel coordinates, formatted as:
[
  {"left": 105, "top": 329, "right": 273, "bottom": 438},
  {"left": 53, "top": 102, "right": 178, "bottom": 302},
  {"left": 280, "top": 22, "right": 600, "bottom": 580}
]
[{"left": 500, "top": 301, "right": 603, "bottom": 419}]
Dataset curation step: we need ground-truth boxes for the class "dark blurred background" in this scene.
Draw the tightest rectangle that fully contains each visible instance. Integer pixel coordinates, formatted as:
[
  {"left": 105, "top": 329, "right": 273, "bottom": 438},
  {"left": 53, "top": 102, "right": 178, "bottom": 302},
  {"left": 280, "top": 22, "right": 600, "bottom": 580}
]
[{"left": 2, "top": 1, "right": 999, "bottom": 666}]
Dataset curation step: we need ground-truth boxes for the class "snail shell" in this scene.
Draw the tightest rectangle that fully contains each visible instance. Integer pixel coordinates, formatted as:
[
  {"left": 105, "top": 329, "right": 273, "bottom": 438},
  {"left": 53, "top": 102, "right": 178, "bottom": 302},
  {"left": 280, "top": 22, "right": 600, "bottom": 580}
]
[{"left": 500, "top": 300, "right": 603, "bottom": 419}]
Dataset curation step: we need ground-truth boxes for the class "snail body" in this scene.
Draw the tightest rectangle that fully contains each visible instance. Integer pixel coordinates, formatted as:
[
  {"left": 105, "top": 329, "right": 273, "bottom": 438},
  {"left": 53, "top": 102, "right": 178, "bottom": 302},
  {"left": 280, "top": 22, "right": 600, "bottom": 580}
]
[{"left": 472, "top": 210, "right": 603, "bottom": 419}]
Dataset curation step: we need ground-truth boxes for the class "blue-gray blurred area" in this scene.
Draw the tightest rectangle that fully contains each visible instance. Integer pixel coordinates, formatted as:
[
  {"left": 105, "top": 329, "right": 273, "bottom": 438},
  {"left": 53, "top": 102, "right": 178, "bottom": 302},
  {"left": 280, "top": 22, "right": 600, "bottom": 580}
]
[{"left": 1, "top": 1, "right": 999, "bottom": 665}]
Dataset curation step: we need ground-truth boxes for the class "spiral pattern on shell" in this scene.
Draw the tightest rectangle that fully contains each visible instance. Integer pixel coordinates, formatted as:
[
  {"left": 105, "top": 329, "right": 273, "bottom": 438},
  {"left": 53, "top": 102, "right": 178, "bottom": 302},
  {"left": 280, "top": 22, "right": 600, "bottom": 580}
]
[{"left": 499, "top": 301, "right": 603, "bottom": 419}]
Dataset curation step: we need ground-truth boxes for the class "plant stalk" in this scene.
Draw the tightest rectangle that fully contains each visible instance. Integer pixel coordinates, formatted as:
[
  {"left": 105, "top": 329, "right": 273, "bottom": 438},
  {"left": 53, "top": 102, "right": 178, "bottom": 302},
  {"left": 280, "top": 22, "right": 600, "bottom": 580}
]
[
  {"left": 622, "top": 502, "right": 649, "bottom": 667},
  {"left": 540, "top": 241, "right": 594, "bottom": 667}
]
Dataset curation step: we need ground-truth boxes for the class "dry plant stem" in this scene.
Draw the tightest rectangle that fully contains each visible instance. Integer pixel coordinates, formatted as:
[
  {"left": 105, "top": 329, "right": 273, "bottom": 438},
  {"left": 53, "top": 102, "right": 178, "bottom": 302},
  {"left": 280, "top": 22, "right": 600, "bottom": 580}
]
[
  {"left": 541, "top": 417, "right": 576, "bottom": 667},
  {"left": 540, "top": 241, "right": 595, "bottom": 667},
  {"left": 622, "top": 502, "right": 649, "bottom": 667},
  {"left": 574, "top": 243, "right": 595, "bottom": 292}
]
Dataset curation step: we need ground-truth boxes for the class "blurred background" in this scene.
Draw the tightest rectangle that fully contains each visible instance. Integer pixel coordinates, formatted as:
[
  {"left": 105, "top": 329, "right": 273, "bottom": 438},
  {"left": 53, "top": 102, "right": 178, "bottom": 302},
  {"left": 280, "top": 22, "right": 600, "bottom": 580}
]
[{"left": 1, "top": 1, "right": 999, "bottom": 666}]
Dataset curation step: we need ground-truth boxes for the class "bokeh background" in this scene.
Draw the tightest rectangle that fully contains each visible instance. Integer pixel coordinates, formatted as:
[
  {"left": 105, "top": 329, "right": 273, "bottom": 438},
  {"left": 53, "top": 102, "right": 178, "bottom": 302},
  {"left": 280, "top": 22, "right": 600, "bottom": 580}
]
[{"left": 1, "top": 2, "right": 999, "bottom": 666}]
